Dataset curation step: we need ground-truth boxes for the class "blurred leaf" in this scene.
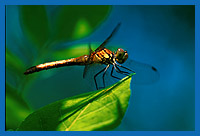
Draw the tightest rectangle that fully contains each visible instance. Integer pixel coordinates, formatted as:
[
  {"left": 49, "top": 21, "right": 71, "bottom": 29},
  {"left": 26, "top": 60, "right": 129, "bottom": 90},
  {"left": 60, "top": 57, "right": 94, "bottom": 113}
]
[
  {"left": 72, "top": 18, "right": 92, "bottom": 39},
  {"left": 53, "top": 5, "right": 111, "bottom": 42},
  {"left": 6, "top": 129, "right": 14, "bottom": 131},
  {"left": 52, "top": 43, "right": 99, "bottom": 60},
  {"left": 20, "top": 5, "right": 50, "bottom": 48},
  {"left": 17, "top": 74, "right": 135, "bottom": 131},
  {"left": 6, "top": 84, "right": 32, "bottom": 130},
  {"left": 6, "top": 48, "right": 25, "bottom": 75},
  {"left": 52, "top": 43, "right": 120, "bottom": 60}
]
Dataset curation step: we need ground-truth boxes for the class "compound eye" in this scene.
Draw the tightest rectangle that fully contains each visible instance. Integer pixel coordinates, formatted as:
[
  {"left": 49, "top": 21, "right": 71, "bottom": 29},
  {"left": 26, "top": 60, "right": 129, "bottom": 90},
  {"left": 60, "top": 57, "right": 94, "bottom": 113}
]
[
  {"left": 116, "top": 48, "right": 125, "bottom": 59},
  {"left": 115, "top": 48, "right": 128, "bottom": 64},
  {"left": 118, "top": 52, "right": 124, "bottom": 59}
]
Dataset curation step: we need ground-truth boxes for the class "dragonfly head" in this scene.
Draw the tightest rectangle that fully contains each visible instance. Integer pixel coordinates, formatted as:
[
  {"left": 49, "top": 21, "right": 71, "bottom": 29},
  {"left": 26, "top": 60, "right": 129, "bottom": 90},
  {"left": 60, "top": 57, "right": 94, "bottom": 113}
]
[{"left": 115, "top": 48, "right": 128, "bottom": 64}]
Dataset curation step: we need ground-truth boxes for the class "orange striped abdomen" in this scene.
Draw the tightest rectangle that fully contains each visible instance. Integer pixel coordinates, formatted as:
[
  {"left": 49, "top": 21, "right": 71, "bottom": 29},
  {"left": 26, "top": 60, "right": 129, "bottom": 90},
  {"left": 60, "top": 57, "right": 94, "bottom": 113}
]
[{"left": 24, "top": 55, "right": 89, "bottom": 75}]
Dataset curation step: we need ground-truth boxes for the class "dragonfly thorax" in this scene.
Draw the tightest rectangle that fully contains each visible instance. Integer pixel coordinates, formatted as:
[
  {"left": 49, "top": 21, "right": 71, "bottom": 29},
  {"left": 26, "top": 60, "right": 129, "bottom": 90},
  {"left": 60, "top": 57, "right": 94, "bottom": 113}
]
[
  {"left": 92, "top": 48, "right": 115, "bottom": 65},
  {"left": 115, "top": 48, "right": 128, "bottom": 64}
]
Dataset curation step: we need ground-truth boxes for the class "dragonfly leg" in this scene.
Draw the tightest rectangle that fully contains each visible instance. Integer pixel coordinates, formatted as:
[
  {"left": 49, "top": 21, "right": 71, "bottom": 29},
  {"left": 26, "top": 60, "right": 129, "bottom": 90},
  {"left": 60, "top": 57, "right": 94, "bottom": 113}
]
[
  {"left": 94, "top": 67, "right": 107, "bottom": 90},
  {"left": 115, "top": 66, "right": 130, "bottom": 76},
  {"left": 114, "top": 64, "right": 130, "bottom": 76},
  {"left": 102, "top": 65, "right": 110, "bottom": 88},
  {"left": 110, "top": 66, "right": 121, "bottom": 80},
  {"left": 116, "top": 63, "right": 135, "bottom": 73}
]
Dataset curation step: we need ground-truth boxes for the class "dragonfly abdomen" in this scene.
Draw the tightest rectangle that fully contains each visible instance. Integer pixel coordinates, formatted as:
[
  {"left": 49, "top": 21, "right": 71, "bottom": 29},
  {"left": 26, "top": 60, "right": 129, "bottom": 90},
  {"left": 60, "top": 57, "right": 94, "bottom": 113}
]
[{"left": 24, "top": 55, "right": 89, "bottom": 75}]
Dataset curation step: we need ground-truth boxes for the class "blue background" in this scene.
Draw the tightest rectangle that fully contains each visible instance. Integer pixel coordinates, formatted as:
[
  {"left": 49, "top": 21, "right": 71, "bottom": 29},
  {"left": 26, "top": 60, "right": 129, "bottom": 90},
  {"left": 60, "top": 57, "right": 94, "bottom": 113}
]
[{"left": 1, "top": 1, "right": 199, "bottom": 135}]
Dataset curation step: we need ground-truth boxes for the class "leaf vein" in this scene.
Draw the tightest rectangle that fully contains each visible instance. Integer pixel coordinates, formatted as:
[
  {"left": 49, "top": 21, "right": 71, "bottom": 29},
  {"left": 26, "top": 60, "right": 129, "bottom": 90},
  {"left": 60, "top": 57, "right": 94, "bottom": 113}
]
[
  {"left": 77, "top": 99, "right": 117, "bottom": 121},
  {"left": 65, "top": 103, "right": 91, "bottom": 131}
]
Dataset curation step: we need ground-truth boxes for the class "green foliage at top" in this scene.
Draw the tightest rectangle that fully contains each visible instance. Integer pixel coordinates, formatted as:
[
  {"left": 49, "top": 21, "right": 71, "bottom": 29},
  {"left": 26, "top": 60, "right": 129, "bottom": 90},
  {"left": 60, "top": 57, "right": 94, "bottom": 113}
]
[
  {"left": 17, "top": 74, "right": 135, "bottom": 131},
  {"left": 72, "top": 18, "right": 92, "bottom": 39},
  {"left": 19, "top": 5, "right": 111, "bottom": 49},
  {"left": 20, "top": 6, "right": 50, "bottom": 48},
  {"left": 53, "top": 5, "right": 111, "bottom": 42}
]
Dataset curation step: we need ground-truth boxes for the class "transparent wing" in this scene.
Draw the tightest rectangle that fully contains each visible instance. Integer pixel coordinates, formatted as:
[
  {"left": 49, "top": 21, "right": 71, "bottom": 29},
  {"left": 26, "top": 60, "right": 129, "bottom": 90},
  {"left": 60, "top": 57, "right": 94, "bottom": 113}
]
[
  {"left": 83, "top": 63, "right": 116, "bottom": 90},
  {"left": 83, "top": 43, "right": 93, "bottom": 78},
  {"left": 118, "top": 59, "right": 160, "bottom": 84},
  {"left": 95, "top": 23, "right": 121, "bottom": 52}
]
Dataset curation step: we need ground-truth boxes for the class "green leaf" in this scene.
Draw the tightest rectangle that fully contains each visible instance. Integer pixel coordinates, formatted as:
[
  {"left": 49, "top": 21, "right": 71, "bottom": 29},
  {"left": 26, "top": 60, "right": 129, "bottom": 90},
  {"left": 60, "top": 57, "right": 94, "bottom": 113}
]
[
  {"left": 72, "top": 18, "right": 92, "bottom": 39},
  {"left": 53, "top": 5, "right": 111, "bottom": 42},
  {"left": 20, "top": 5, "right": 50, "bottom": 47},
  {"left": 17, "top": 74, "right": 135, "bottom": 131},
  {"left": 6, "top": 48, "right": 25, "bottom": 75},
  {"left": 6, "top": 84, "right": 32, "bottom": 130}
]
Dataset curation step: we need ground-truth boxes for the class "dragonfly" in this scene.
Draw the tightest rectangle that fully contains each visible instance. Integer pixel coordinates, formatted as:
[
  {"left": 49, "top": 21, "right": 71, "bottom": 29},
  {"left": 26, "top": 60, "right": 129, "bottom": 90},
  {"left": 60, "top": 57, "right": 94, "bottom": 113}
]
[{"left": 24, "top": 23, "right": 159, "bottom": 89}]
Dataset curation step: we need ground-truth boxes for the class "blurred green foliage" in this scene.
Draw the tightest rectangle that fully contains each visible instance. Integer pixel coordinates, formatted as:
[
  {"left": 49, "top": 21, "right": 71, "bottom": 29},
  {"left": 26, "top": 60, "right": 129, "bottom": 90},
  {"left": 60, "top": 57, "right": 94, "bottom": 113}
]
[
  {"left": 19, "top": 5, "right": 111, "bottom": 49},
  {"left": 17, "top": 74, "right": 134, "bottom": 131},
  {"left": 72, "top": 18, "right": 92, "bottom": 39},
  {"left": 6, "top": 84, "right": 32, "bottom": 130},
  {"left": 53, "top": 5, "right": 111, "bottom": 42},
  {"left": 20, "top": 6, "right": 50, "bottom": 48},
  {"left": 52, "top": 43, "right": 100, "bottom": 60},
  {"left": 52, "top": 43, "right": 121, "bottom": 60},
  {"left": 6, "top": 49, "right": 25, "bottom": 76}
]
